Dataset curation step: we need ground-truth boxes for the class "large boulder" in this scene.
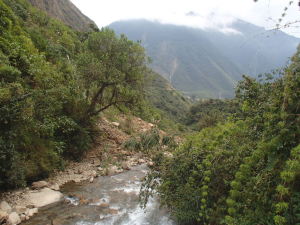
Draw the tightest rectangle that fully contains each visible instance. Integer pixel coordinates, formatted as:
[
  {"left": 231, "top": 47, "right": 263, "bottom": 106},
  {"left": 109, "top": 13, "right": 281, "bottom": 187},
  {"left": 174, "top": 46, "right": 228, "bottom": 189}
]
[
  {"left": 7, "top": 212, "right": 21, "bottom": 225},
  {"left": 0, "top": 201, "right": 12, "bottom": 213},
  {"left": 24, "top": 188, "right": 63, "bottom": 208},
  {"left": 32, "top": 181, "right": 48, "bottom": 189}
]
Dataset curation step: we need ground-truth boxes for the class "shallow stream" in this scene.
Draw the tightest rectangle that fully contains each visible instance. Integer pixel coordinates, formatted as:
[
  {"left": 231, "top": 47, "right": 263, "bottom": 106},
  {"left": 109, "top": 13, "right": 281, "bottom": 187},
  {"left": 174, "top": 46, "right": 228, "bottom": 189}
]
[{"left": 23, "top": 164, "right": 176, "bottom": 225}]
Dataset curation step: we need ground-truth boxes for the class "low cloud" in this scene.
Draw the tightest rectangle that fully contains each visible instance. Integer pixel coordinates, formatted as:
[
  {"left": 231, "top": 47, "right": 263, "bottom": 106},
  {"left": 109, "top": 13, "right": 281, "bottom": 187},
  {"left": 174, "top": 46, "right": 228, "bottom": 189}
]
[{"left": 71, "top": 0, "right": 300, "bottom": 37}]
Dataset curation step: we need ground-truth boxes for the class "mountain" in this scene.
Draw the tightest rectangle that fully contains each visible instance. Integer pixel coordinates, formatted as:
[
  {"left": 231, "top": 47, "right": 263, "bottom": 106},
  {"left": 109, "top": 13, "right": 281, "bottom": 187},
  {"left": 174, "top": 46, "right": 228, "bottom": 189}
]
[
  {"left": 109, "top": 19, "right": 300, "bottom": 98},
  {"left": 145, "top": 72, "right": 191, "bottom": 123},
  {"left": 27, "top": 0, "right": 95, "bottom": 31},
  {"left": 207, "top": 19, "right": 299, "bottom": 76}
]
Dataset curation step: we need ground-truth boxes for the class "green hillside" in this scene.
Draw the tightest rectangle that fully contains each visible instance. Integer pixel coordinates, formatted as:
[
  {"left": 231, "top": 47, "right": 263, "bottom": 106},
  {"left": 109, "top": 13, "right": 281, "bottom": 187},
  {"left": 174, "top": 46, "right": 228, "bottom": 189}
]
[{"left": 145, "top": 71, "right": 191, "bottom": 123}]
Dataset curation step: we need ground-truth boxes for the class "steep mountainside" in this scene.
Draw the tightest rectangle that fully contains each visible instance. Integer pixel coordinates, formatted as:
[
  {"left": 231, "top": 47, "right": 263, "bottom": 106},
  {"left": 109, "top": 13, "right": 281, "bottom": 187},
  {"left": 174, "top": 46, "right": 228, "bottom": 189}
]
[
  {"left": 28, "top": 0, "right": 95, "bottom": 31},
  {"left": 207, "top": 19, "right": 299, "bottom": 75},
  {"left": 109, "top": 20, "right": 300, "bottom": 98},
  {"left": 145, "top": 72, "right": 191, "bottom": 123}
]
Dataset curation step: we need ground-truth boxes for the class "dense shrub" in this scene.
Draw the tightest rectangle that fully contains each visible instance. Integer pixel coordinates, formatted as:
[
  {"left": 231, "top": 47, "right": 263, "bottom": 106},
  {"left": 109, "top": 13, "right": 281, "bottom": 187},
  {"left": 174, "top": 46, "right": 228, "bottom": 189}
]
[{"left": 142, "top": 48, "right": 300, "bottom": 225}]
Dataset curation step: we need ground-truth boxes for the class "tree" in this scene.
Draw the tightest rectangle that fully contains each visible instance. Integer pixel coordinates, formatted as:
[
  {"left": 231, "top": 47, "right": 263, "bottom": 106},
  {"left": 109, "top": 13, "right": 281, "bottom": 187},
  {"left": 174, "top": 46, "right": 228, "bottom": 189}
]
[{"left": 77, "top": 28, "right": 149, "bottom": 118}]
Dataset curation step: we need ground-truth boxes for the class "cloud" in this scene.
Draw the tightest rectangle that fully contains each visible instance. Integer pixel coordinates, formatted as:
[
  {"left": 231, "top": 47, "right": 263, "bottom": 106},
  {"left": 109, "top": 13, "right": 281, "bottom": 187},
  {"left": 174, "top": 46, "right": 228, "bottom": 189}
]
[{"left": 71, "top": 0, "right": 300, "bottom": 37}]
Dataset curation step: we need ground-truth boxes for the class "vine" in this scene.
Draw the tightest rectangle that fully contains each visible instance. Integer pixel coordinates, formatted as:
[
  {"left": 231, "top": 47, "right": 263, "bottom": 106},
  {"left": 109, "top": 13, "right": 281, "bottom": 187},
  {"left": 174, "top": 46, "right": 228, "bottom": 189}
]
[{"left": 274, "top": 145, "right": 300, "bottom": 225}]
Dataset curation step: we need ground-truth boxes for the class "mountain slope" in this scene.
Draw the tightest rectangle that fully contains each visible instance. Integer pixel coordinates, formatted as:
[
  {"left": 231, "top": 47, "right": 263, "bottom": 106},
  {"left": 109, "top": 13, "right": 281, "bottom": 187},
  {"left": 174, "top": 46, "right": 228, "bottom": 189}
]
[
  {"left": 145, "top": 72, "right": 191, "bottom": 123},
  {"left": 110, "top": 20, "right": 242, "bottom": 98},
  {"left": 109, "top": 19, "right": 300, "bottom": 98},
  {"left": 207, "top": 19, "right": 299, "bottom": 75},
  {"left": 28, "top": 0, "right": 95, "bottom": 31}
]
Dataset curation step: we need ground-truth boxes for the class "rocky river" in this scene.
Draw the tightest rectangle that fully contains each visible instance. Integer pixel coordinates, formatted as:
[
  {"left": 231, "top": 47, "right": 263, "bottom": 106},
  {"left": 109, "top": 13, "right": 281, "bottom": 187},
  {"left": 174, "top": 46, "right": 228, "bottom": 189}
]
[{"left": 22, "top": 164, "right": 176, "bottom": 225}]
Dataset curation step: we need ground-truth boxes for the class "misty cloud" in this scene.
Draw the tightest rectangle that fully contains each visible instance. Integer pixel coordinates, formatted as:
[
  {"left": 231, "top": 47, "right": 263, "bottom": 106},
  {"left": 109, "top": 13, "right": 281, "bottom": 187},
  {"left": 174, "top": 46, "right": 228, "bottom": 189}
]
[{"left": 71, "top": 0, "right": 300, "bottom": 37}]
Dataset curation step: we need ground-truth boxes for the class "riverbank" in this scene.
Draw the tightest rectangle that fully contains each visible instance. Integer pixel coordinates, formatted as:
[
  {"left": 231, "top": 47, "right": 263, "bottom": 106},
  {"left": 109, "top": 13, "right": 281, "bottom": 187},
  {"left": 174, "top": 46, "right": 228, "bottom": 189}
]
[{"left": 0, "top": 116, "right": 156, "bottom": 225}]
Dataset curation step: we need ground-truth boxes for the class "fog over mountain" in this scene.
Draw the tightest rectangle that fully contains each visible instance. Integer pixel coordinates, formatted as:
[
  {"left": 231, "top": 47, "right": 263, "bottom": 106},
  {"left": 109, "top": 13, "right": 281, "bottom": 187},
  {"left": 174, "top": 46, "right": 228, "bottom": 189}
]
[{"left": 110, "top": 19, "right": 299, "bottom": 98}]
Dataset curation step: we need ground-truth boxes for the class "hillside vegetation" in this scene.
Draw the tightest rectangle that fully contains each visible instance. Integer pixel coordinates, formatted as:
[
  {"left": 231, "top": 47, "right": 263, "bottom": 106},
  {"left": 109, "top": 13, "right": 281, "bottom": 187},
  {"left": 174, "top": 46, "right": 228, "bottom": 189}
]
[
  {"left": 142, "top": 49, "right": 300, "bottom": 225},
  {"left": 145, "top": 71, "right": 191, "bottom": 124},
  {"left": 0, "top": 0, "right": 174, "bottom": 190}
]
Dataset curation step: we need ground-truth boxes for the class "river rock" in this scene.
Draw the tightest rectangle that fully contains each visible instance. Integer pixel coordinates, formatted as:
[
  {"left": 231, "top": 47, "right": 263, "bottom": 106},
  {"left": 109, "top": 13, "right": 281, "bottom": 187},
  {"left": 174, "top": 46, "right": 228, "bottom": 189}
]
[
  {"left": 32, "top": 180, "right": 48, "bottom": 189},
  {"left": 20, "top": 214, "right": 26, "bottom": 221},
  {"left": 0, "top": 210, "right": 8, "bottom": 222},
  {"left": 7, "top": 212, "right": 21, "bottom": 225},
  {"left": 148, "top": 161, "right": 154, "bottom": 166},
  {"left": 89, "top": 177, "right": 94, "bottom": 183},
  {"left": 14, "top": 206, "right": 27, "bottom": 214},
  {"left": 138, "top": 159, "right": 146, "bottom": 164},
  {"left": 107, "top": 166, "right": 118, "bottom": 176},
  {"left": 92, "top": 158, "right": 101, "bottom": 166},
  {"left": 26, "top": 208, "right": 38, "bottom": 217},
  {"left": 91, "top": 170, "right": 97, "bottom": 177},
  {"left": 0, "top": 201, "right": 12, "bottom": 213},
  {"left": 107, "top": 208, "right": 119, "bottom": 215},
  {"left": 51, "top": 218, "right": 64, "bottom": 225},
  {"left": 121, "top": 161, "right": 130, "bottom": 170},
  {"left": 49, "top": 183, "right": 60, "bottom": 191},
  {"left": 163, "top": 152, "right": 174, "bottom": 158},
  {"left": 111, "top": 122, "right": 120, "bottom": 127},
  {"left": 24, "top": 188, "right": 63, "bottom": 208},
  {"left": 98, "top": 203, "right": 109, "bottom": 208}
]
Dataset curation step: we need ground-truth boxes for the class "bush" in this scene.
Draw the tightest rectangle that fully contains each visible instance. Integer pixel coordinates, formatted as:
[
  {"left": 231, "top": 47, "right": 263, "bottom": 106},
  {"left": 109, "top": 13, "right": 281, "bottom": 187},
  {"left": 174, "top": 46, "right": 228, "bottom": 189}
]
[{"left": 123, "top": 128, "right": 162, "bottom": 153}]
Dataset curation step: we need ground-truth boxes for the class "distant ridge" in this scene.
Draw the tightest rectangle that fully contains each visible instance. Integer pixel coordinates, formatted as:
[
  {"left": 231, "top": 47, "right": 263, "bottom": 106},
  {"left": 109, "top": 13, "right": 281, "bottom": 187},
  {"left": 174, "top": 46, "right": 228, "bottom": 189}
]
[
  {"left": 110, "top": 19, "right": 300, "bottom": 98},
  {"left": 28, "top": 0, "right": 96, "bottom": 31}
]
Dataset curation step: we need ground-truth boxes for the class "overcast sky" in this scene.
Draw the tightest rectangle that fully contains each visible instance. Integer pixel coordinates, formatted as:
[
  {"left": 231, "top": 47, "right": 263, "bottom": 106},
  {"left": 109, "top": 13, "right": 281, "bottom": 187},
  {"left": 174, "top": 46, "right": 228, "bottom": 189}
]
[{"left": 71, "top": 0, "right": 300, "bottom": 37}]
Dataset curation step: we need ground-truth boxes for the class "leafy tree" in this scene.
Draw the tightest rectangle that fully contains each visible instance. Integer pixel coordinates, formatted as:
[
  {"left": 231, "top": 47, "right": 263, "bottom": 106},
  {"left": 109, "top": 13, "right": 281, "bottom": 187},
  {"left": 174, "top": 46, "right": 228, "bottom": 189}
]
[{"left": 77, "top": 28, "right": 148, "bottom": 118}]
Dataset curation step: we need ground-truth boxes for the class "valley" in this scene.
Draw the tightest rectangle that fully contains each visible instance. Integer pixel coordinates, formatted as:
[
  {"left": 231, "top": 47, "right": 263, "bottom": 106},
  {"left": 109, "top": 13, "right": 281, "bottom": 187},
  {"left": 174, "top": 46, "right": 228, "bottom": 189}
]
[{"left": 0, "top": 1, "right": 299, "bottom": 225}]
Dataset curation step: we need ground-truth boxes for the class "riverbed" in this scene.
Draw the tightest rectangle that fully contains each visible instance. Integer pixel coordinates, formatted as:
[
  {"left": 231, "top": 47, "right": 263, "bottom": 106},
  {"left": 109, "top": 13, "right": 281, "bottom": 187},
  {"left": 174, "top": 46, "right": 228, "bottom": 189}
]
[{"left": 22, "top": 164, "right": 176, "bottom": 225}]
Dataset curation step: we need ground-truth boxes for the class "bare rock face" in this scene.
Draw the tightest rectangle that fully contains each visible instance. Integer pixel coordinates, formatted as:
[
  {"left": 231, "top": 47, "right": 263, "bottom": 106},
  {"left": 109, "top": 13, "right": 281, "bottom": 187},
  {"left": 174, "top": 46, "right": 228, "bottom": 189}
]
[
  {"left": 7, "top": 212, "right": 21, "bottom": 225},
  {"left": 0, "top": 201, "right": 12, "bottom": 213},
  {"left": 27, "top": 0, "right": 96, "bottom": 31},
  {"left": 24, "top": 188, "right": 63, "bottom": 208},
  {"left": 32, "top": 180, "right": 49, "bottom": 189}
]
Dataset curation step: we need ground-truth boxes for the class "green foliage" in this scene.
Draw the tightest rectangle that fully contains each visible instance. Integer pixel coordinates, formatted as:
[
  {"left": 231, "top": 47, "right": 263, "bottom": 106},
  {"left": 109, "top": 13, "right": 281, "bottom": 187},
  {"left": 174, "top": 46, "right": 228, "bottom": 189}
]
[
  {"left": 145, "top": 71, "right": 191, "bottom": 123},
  {"left": 142, "top": 47, "right": 300, "bottom": 224},
  {"left": 123, "top": 128, "right": 176, "bottom": 154},
  {"left": 0, "top": 0, "right": 148, "bottom": 190},
  {"left": 123, "top": 128, "right": 160, "bottom": 153},
  {"left": 186, "top": 99, "right": 238, "bottom": 131},
  {"left": 77, "top": 28, "right": 148, "bottom": 118}
]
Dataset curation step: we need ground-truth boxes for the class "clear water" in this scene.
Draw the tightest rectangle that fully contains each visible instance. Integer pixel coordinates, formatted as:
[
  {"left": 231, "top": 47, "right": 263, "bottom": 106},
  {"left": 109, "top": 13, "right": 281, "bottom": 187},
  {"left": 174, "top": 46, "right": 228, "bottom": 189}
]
[{"left": 22, "top": 164, "right": 176, "bottom": 225}]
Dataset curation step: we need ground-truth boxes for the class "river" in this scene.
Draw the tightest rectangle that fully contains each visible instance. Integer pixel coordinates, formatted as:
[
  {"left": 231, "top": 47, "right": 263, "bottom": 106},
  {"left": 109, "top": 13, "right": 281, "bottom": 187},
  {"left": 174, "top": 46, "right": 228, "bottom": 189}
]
[{"left": 22, "top": 164, "right": 176, "bottom": 225}]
